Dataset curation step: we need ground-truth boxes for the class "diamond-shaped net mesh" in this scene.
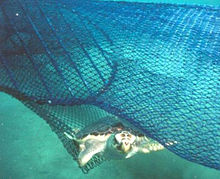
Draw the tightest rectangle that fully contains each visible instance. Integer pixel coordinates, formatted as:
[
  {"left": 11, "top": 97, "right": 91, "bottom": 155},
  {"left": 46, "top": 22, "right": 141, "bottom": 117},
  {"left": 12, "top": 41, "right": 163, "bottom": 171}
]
[{"left": 0, "top": 0, "right": 219, "bottom": 172}]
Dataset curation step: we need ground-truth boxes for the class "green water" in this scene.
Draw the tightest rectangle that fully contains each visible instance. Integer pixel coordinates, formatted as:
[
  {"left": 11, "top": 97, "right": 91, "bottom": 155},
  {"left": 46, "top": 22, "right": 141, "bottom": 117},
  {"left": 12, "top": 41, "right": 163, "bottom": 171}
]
[
  {"left": 1, "top": 0, "right": 220, "bottom": 179},
  {"left": 1, "top": 92, "right": 220, "bottom": 178}
]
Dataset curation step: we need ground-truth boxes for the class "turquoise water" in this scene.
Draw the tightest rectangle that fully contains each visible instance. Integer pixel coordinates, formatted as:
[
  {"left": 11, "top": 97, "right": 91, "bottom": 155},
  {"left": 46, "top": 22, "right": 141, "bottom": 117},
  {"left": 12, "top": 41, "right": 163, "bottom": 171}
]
[
  {"left": 0, "top": 0, "right": 220, "bottom": 179},
  {"left": 109, "top": 0, "right": 220, "bottom": 6},
  {"left": 1, "top": 92, "right": 220, "bottom": 178}
]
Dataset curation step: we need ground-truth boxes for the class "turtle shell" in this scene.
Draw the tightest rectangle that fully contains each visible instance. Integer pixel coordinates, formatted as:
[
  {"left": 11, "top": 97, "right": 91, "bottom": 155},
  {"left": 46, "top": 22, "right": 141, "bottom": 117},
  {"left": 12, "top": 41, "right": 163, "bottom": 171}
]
[
  {"left": 75, "top": 116, "right": 144, "bottom": 139},
  {"left": 75, "top": 116, "right": 125, "bottom": 139}
]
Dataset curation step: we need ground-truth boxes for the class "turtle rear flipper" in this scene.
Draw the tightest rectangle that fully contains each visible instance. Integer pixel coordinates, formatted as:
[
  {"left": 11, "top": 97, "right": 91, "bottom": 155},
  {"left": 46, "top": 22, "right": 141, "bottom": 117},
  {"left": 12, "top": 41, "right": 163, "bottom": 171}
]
[
  {"left": 64, "top": 131, "right": 82, "bottom": 143},
  {"left": 64, "top": 131, "right": 75, "bottom": 140}
]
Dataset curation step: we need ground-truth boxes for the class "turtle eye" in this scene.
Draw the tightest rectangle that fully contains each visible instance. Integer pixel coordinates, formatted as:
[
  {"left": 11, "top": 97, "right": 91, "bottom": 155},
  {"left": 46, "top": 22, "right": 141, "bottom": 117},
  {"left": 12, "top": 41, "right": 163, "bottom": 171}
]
[{"left": 121, "top": 133, "right": 125, "bottom": 137}]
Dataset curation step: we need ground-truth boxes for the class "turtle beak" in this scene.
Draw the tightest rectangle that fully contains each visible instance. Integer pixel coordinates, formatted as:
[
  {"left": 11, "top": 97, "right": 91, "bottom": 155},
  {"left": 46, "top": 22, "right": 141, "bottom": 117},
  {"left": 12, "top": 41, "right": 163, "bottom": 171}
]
[{"left": 120, "top": 141, "right": 131, "bottom": 153}]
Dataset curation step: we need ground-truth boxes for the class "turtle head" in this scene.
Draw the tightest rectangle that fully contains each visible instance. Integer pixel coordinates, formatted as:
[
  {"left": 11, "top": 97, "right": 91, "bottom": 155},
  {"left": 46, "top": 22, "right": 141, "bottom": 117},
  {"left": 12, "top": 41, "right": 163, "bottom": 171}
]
[{"left": 114, "top": 131, "right": 136, "bottom": 153}]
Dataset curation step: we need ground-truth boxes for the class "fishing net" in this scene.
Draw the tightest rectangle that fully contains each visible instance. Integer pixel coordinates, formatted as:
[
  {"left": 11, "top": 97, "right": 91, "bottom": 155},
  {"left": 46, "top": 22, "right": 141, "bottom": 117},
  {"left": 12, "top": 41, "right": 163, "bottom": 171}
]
[{"left": 0, "top": 0, "right": 219, "bottom": 172}]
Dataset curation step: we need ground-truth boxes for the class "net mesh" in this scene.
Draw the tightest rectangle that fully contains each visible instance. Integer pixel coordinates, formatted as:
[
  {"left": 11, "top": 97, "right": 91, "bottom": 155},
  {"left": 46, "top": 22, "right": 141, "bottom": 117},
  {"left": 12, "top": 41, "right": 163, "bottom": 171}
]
[{"left": 0, "top": 0, "right": 219, "bottom": 171}]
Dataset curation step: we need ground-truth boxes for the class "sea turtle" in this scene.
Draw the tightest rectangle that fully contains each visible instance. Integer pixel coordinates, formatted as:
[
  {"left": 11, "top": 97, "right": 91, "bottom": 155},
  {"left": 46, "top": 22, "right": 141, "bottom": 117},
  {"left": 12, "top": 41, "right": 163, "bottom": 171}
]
[{"left": 64, "top": 116, "right": 165, "bottom": 168}]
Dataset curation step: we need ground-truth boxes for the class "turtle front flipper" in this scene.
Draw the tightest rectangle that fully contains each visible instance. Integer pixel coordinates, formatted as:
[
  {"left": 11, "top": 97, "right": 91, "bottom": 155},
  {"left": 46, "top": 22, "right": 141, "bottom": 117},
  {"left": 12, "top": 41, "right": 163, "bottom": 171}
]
[
  {"left": 135, "top": 136, "right": 164, "bottom": 154},
  {"left": 78, "top": 139, "right": 106, "bottom": 167},
  {"left": 124, "top": 136, "right": 165, "bottom": 159},
  {"left": 139, "top": 142, "right": 164, "bottom": 153}
]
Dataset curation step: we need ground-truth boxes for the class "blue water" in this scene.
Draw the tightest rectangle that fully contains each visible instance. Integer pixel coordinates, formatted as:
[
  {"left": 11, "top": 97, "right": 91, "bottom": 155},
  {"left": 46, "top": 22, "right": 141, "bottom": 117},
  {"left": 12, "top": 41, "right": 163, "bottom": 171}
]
[
  {"left": 110, "top": 0, "right": 220, "bottom": 6},
  {"left": 0, "top": 0, "right": 220, "bottom": 178}
]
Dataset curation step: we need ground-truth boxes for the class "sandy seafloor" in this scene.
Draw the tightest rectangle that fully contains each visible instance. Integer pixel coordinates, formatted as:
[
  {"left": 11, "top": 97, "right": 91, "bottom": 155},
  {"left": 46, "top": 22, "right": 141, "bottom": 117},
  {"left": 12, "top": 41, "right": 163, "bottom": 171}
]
[
  {"left": 1, "top": 0, "right": 220, "bottom": 178},
  {"left": 0, "top": 93, "right": 220, "bottom": 179}
]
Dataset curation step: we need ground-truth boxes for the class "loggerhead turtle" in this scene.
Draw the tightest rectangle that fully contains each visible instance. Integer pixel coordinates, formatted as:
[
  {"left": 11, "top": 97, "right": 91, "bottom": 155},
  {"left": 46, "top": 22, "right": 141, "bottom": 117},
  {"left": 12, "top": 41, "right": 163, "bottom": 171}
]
[{"left": 64, "top": 116, "right": 165, "bottom": 168}]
